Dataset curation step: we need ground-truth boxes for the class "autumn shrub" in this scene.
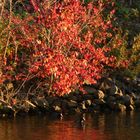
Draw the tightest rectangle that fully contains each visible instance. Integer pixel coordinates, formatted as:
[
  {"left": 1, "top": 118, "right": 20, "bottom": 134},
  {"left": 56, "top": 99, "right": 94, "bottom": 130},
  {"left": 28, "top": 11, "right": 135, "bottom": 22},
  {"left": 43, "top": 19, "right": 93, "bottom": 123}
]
[{"left": 0, "top": 0, "right": 125, "bottom": 96}]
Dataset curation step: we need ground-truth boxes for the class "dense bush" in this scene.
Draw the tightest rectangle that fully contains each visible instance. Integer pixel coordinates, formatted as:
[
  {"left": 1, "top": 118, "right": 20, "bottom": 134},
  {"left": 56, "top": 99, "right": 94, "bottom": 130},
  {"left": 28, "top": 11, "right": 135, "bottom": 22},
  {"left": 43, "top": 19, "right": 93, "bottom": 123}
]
[
  {"left": 0, "top": 0, "right": 126, "bottom": 96},
  {"left": 125, "top": 34, "right": 140, "bottom": 77},
  {"left": 109, "top": 0, "right": 140, "bottom": 78}
]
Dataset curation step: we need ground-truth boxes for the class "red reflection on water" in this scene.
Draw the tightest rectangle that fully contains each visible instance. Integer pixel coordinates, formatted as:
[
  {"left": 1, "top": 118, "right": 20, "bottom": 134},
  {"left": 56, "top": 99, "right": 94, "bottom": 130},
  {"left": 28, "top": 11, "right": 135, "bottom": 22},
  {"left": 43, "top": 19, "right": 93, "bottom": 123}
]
[
  {"left": 0, "top": 112, "right": 137, "bottom": 140},
  {"left": 0, "top": 115, "right": 108, "bottom": 140},
  {"left": 46, "top": 120, "right": 107, "bottom": 140}
]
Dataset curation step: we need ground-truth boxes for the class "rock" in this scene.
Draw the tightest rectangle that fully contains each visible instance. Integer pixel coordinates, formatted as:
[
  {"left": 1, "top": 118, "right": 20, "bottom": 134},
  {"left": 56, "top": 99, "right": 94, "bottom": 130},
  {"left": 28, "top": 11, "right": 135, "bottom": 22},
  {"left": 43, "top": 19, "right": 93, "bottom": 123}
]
[
  {"left": 81, "top": 101, "right": 87, "bottom": 110},
  {"left": 75, "top": 107, "right": 82, "bottom": 113},
  {"left": 46, "top": 96, "right": 59, "bottom": 105},
  {"left": 109, "top": 85, "right": 124, "bottom": 97},
  {"left": 92, "top": 103, "right": 101, "bottom": 111},
  {"left": 33, "top": 98, "right": 49, "bottom": 109},
  {"left": 106, "top": 96, "right": 116, "bottom": 103},
  {"left": 115, "top": 103, "right": 126, "bottom": 112},
  {"left": 94, "top": 99, "right": 105, "bottom": 105},
  {"left": 107, "top": 101, "right": 116, "bottom": 110},
  {"left": 123, "top": 95, "right": 134, "bottom": 106},
  {"left": 134, "top": 99, "right": 140, "bottom": 108},
  {"left": 83, "top": 86, "right": 105, "bottom": 99},
  {"left": 50, "top": 112, "right": 63, "bottom": 119},
  {"left": 83, "top": 86, "right": 98, "bottom": 94},
  {"left": 67, "top": 94, "right": 78, "bottom": 102},
  {"left": 114, "top": 93, "right": 123, "bottom": 100},
  {"left": 85, "top": 99, "right": 92, "bottom": 106},
  {"left": 97, "top": 90, "right": 105, "bottom": 99},
  {"left": 53, "top": 105, "right": 61, "bottom": 112},
  {"left": 99, "top": 77, "right": 114, "bottom": 93},
  {"left": 67, "top": 100, "right": 78, "bottom": 108},
  {"left": 1, "top": 105, "right": 14, "bottom": 115},
  {"left": 126, "top": 105, "right": 134, "bottom": 111},
  {"left": 51, "top": 99, "right": 63, "bottom": 113},
  {"left": 129, "top": 92, "right": 137, "bottom": 100},
  {"left": 52, "top": 99, "right": 62, "bottom": 107},
  {"left": 61, "top": 99, "right": 69, "bottom": 113},
  {"left": 109, "top": 85, "right": 118, "bottom": 95},
  {"left": 83, "top": 94, "right": 94, "bottom": 100},
  {"left": 13, "top": 104, "right": 29, "bottom": 116},
  {"left": 74, "top": 93, "right": 84, "bottom": 102},
  {"left": 116, "top": 89, "right": 123, "bottom": 97},
  {"left": 16, "top": 108, "right": 28, "bottom": 116},
  {"left": 108, "top": 102, "right": 126, "bottom": 112},
  {"left": 28, "top": 107, "right": 40, "bottom": 115}
]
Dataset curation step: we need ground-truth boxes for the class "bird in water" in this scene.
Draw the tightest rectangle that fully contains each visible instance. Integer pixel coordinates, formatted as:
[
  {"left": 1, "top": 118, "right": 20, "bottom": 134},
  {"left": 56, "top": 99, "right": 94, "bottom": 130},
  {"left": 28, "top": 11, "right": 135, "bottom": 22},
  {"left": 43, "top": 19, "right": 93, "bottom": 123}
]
[
  {"left": 59, "top": 112, "right": 63, "bottom": 120},
  {"left": 75, "top": 113, "right": 86, "bottom": 128},
  {"left": 80, "top": 113, "right": 86, "bottom": 126}
]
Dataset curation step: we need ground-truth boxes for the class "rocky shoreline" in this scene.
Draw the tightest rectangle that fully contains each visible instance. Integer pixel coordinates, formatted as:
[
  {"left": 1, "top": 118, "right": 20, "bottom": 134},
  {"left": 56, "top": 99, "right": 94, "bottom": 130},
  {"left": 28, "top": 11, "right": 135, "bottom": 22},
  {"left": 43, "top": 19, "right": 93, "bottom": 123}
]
[{"left": 0, "top": 76, "right": 140, "bottom": 118}]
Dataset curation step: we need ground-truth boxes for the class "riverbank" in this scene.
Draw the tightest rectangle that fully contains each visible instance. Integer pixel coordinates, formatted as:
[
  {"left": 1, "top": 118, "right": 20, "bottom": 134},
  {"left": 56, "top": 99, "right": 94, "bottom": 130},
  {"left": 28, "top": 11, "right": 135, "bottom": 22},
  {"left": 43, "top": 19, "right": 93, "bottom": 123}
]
[
  {"left": 0, "top": 75, "right": 139, "bottom": 118},
  {"left": 0, "top": 0, "right": 139, "bottom": 118}
]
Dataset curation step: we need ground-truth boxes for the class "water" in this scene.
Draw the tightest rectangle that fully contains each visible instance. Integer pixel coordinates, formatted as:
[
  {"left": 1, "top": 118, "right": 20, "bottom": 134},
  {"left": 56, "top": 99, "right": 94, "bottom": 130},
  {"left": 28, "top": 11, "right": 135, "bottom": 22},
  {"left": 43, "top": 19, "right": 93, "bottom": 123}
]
[{"left": 0, "top": 112, "right": 140, "bottom": 140}]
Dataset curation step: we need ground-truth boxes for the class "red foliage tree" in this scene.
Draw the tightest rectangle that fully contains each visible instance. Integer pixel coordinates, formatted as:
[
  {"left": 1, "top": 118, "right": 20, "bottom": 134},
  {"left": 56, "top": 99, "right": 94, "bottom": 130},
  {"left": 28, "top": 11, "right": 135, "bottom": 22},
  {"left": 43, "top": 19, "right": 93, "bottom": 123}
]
[{"left": 1, "top": 0, "right": 123, "bottom": 95}]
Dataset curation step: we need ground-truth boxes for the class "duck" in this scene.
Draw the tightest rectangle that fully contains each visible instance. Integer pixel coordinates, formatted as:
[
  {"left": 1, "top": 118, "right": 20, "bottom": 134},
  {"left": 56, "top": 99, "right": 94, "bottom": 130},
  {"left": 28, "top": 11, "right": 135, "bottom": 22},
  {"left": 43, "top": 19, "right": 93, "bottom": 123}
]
[
  {"left": 80, "top": 113, "right": 86, "bottom": 126},
  {"left": 75, "top": 113, "right": 86, "bottom": 127}
]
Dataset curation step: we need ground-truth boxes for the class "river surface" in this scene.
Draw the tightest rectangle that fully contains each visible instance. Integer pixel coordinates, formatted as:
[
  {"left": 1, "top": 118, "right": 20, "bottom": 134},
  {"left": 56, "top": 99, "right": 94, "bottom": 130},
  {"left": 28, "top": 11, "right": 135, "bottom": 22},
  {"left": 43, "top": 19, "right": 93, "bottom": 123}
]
[{"left": 0, "top": 111, "right": 140, "bottom": 140}]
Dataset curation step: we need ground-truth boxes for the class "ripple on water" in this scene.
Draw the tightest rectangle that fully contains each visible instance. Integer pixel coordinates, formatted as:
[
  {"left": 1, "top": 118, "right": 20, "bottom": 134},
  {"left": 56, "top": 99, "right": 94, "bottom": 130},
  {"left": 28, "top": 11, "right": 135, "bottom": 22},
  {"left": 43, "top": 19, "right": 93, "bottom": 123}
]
[{"left": 0, "top": 112, "right": 140, "bottom": 140}]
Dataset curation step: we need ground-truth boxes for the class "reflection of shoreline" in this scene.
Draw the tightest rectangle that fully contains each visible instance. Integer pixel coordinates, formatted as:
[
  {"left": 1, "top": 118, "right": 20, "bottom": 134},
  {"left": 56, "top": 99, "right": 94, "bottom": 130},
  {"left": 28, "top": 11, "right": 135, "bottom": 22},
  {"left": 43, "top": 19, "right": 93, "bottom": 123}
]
[{"left": 0, "top": 112, "right": 139, "bottom": 140}]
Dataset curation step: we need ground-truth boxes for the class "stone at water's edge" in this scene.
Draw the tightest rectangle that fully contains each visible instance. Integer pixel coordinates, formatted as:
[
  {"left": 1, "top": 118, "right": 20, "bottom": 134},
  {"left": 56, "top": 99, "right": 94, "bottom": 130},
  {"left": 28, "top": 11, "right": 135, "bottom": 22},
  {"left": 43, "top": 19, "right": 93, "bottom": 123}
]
[
  {"left": 67, "top": 100, "right": 78, "bottom": 108},
  {"left": 32, "top": 98, "right": 49, "bottom": 109},
  {"left": 115, "top": 103, "right": 126, "bottom": 112},
  {"left": 0, "top": 76, "right": 140, "bottom": 117},
  {"left": 126, "top": 105, "right": 134, "bottom": 111},
  {"left": 83, "top": 86, "right": 105, "bottom": 99},
  {"left": 53, "top": 105, "right": 61, "bottom": 112},
  {"left": 0, "top": 105, "right": 14, "bottom": 116},
  {"left": 81, "top": 101, "right": 87, "bottom": 110},
  {"left": 134, "top": 99, "right": 140, "bottom": 108},
  {"left": 85, "top": 100, "right": 92, "bottom": 106},
  {"left": 123, "top": 95, "right": 134, "bottom": 106}
]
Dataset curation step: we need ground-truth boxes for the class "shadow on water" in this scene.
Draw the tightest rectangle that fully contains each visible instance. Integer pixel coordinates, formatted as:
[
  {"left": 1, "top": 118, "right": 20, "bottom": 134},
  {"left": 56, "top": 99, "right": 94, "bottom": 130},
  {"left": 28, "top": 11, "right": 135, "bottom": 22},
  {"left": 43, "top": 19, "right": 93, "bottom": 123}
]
[{"left": 0, "top": 112, "right": 140, "bottom": 140}]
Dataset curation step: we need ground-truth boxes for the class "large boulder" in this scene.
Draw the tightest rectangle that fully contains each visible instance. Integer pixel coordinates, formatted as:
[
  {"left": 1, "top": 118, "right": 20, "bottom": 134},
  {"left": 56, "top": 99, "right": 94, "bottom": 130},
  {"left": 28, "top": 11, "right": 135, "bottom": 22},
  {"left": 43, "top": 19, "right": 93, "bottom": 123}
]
[
  {"left": 66, "top": 94, "right": 82, "bottom": 102},
  {"left": 61, "top": 99, "right": 69, "bottom": 113},
  {"left": 0, "top": 105, "right": 15, "bottom": 116},
  {"left": 99, "top": 77, "right": 114, "bottom": 93},
  {"left": 134, "top": 99, "right": 140, "bottom": 108},
  {"left": 109, "top": 85, "right": 124, "bottom": 97},
  {"left": 81, "top": 101, "right": 87, "bottom": 110},
  {"left": 126, "top": 105, "right": 134, "bottom": 111},
  {"left": 122, "top": 95, "right": 134, "bottom": 106},
  {"left": 45, "top": 96, "right": 59, "bottom": 105},
  {"left": 128, "top": 92, "right": 137, "bottom": 100},
  {"left": 67, "top": 100, "right": 78, "bottom": 108},
  {"left": 84, "top": 86, "right": 105, "bottom": 99},
  {"left": 106, "top": 96, "right": 116, "bottom": 103},
  {"left": 115, "top": 103, "right": 126, "bottom": 112},
  {"left": 85, "top": 99, "right": 92, "bottom": 107},
  {"left": 83, "top": 86, "right": 98, "bottom": 94},
  {"left": 53, "top": 105, "right": 62, "bottom": 112},
  {"left": 32, "top": 98, "right": 49, "bottom": 109}
]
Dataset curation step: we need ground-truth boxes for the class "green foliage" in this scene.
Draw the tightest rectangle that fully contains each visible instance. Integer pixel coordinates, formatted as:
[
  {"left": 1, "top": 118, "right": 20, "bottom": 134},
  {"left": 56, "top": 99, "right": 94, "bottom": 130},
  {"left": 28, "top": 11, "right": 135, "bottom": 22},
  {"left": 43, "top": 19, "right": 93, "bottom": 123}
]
[
  {"left": 129, "top": 34, "right": 140, "bottom": 77},
  {"left": 116, "top": 1, "right": 139, "bottom": 21},
  {"left": 109, "top": 0, "right": 140, "bottom": 78}
]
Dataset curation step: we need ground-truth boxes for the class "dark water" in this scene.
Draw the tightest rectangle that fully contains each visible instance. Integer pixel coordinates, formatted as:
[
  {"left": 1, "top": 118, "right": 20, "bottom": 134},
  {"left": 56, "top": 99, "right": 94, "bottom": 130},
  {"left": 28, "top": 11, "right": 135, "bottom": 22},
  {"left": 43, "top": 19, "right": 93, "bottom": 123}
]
[{"left": 0, "top": 112, "right": 140, "bottom": 140}]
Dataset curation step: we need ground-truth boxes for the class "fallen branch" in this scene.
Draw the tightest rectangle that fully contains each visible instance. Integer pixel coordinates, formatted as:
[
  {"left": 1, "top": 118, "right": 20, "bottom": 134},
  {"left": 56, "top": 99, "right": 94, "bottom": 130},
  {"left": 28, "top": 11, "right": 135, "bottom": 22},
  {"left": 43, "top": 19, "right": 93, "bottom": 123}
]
[{"left": 25, "top": 100, "right": 36, "bottom": 108}]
